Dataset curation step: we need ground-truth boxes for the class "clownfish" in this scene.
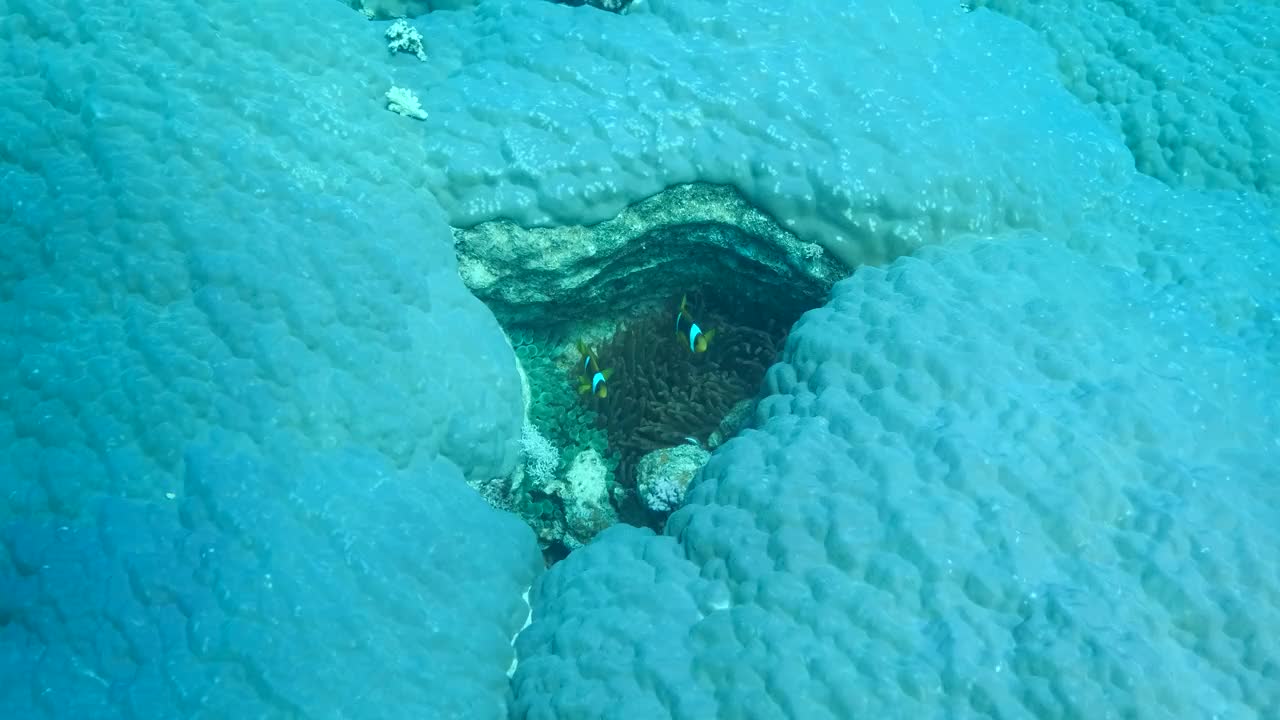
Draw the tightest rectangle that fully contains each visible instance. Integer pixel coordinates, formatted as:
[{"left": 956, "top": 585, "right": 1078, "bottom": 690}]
[
  {"left": 575, "top": 340, "right": 613, "bottom": 398},
  {"left": 675, "top": 294, "right": 716, "bottom": 353}
]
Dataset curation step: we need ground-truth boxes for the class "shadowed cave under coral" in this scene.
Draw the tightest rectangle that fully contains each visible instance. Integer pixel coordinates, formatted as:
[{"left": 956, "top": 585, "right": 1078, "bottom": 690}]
[
  {"left": 503, "top": 287, "right": 813, "bottom": 564},
  {"left": 453, "top": 188, "right": 844, "bottom": 562}
]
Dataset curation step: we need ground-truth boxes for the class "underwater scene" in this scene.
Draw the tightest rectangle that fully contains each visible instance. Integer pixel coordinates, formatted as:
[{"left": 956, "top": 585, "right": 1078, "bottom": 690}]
[{"left": 1, "top": 0, "right": 1277, "bottom": 717}]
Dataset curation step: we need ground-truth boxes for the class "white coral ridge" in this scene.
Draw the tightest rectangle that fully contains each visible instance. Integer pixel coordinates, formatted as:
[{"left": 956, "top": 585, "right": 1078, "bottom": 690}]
[
  {"left": 636, "top": 444, "right": 709, "bottom": 513},
  {"left": 385, "top": 19, "right": 426, "bottom": 61},
  {"left": 385, "top": 86, "right": 427, "bottom": 120}
]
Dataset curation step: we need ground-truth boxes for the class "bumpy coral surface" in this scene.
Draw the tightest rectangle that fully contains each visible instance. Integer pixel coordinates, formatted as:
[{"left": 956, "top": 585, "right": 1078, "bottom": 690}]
[{"left": 1, "top": 0, "right": 1276, "bottom": 717}]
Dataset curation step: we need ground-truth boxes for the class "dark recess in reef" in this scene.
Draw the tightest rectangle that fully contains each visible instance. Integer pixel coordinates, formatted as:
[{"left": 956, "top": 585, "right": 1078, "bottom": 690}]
[{"left": 454, "top": 185, "right": 847, "bottom": 559}]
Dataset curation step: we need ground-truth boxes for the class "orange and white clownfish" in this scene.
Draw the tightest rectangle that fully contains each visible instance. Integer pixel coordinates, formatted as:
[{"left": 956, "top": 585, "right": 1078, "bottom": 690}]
[
  {"left": 575, "top": 340, "right": 613, "bottom": 398},
  {"left": 675, "top": 294, "right": 716, "bottom": 353}
]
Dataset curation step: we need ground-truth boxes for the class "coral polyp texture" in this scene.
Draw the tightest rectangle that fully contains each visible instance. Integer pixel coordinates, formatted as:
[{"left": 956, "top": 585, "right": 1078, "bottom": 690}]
[
  {"left": 1, "top": 0, "right": 1277, "bottom": 718},
  {"left": 973, "top": 0, "right": 1280, "bottom": 195},
  {"left": 515, "top": 232, "right": 1280, "bottom": 719}
]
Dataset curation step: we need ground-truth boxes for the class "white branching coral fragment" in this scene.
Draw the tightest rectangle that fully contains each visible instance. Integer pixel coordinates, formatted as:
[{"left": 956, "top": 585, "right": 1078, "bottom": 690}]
[
  {"left": 385, "top": 19, "right": 427, "bottom": 61},
  {"left": 385, "top": 86, "right": 427, "bottom": 120}
]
